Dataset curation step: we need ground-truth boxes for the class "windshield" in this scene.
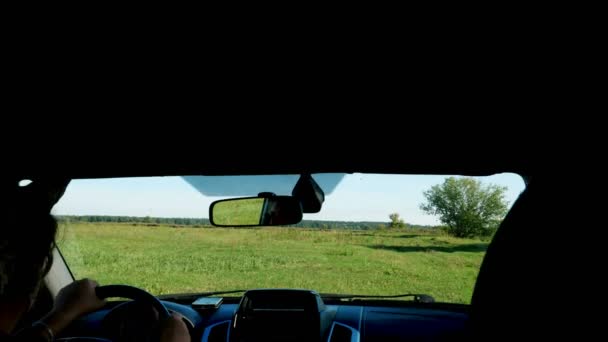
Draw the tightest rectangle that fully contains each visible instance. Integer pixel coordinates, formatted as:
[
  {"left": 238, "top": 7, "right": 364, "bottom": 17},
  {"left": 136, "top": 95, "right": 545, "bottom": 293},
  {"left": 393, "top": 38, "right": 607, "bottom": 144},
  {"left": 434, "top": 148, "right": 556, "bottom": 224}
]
[{"left": 54, "top": 173, "right": 525, "bottom": 304}]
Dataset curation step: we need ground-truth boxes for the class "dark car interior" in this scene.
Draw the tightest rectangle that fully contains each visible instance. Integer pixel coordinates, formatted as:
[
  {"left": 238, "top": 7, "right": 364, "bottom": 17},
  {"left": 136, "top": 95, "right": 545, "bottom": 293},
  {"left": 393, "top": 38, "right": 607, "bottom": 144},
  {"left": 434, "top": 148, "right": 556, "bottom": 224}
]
[{"left": 7, "top": 143, "right": 571, "bottom": 341}]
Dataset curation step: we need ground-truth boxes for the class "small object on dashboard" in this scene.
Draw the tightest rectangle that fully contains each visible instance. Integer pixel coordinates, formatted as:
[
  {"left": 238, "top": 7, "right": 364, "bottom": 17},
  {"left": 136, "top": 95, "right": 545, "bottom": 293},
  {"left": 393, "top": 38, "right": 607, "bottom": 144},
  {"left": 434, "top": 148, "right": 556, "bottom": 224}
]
[{"left": 192, "top": 296, "right": 223, "bottom": 309}]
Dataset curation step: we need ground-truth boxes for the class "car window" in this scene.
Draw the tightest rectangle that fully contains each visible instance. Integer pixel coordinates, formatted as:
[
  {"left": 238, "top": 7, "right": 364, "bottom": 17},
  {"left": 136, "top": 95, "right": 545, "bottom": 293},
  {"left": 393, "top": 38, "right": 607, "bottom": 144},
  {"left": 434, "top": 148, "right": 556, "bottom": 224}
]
[{"left": 54, "top": 173, "right": 525, "bottom": 304}]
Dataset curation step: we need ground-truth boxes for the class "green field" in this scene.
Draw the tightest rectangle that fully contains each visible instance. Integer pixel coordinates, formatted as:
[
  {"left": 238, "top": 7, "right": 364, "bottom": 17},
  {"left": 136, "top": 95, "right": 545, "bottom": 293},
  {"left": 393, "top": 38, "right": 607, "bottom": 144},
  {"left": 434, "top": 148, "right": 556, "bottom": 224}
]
[{"left": 57, "top": 223, "right": 487, "bottom": 304}]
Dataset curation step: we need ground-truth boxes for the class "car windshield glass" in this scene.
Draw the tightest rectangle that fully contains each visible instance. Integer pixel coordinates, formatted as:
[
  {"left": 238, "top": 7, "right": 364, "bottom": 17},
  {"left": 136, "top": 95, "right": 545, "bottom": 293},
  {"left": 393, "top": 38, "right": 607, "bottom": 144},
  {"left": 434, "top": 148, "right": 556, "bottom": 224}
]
[{"left": 54, "top": 173, "right": 525, "bottom": 304}]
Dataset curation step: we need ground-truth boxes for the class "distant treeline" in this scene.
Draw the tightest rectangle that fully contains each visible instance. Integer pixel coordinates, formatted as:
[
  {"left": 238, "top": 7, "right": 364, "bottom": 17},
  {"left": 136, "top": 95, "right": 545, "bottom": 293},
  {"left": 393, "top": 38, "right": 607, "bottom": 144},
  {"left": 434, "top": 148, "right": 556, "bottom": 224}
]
[
  {"left": 291, "top": 221, "right": 432, "bottom": 230},
  {"left": 56, "top": 216, "right": 433, "bottom": 230},
  {"left": 56, "top": 216, "right": 212, "bottom": 227}
]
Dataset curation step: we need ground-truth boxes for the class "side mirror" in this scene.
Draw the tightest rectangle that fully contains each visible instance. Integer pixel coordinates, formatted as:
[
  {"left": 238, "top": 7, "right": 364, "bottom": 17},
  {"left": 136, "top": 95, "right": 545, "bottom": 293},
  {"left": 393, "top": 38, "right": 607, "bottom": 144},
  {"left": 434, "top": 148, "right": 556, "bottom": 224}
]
[{"left": 210, "top": 195, "right": 303, "bottom": 227}]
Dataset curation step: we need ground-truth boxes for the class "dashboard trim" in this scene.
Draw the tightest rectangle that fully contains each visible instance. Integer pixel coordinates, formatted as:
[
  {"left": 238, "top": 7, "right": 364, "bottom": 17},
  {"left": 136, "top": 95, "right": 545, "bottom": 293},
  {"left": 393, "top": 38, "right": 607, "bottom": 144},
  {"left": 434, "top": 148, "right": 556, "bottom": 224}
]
[
  {"left": 327, "top": 322, "right": 360, "bottom": 342},
  {"left": 201, "top": 320, "right": 231, "bottom": 342}
]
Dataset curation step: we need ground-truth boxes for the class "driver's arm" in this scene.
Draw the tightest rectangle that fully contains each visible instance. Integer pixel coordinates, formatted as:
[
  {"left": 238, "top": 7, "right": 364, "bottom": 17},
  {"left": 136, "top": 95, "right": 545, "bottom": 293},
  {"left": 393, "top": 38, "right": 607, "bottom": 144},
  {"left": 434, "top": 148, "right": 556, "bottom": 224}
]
[
  {"left": 15, "top": 278, "right": 191, "bottom": 342},
  {"left": 14, "top": 278, "right": 105, "bottom": 341},
  {"left": 160, "top": 313, "right": 190, "bottom": 342}
]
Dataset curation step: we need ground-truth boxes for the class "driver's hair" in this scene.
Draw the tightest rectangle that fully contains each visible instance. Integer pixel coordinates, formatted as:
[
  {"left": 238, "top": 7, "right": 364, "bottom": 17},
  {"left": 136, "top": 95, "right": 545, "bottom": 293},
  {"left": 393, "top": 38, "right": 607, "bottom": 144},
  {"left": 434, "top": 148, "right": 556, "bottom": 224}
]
[{"left": 0, "top": 182, "right": 59, "bottom": 301}]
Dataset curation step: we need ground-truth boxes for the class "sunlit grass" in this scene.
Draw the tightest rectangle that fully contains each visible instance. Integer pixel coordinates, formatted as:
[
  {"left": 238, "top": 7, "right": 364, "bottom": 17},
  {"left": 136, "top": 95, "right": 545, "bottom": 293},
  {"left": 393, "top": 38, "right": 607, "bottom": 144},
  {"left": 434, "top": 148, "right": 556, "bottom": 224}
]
[{"left": 57, "top": 223, "right": 487, "bottom": 304}]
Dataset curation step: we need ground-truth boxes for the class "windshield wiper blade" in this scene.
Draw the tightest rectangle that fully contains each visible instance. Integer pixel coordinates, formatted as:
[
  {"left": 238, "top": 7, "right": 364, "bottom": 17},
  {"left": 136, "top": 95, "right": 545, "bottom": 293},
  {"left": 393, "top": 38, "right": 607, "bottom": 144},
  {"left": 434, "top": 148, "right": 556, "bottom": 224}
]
[
  {"left": 190, "top": 289, "right": 247, "bottom": 297},
  {"left": 321, "top": 293, "right": 435, "bottom": 303},
  {"left": 159, "top": 290, "right": 435, "bottom": 303},
  {"left": 158, "top": 289, "right": 246, "bottom": 300}
]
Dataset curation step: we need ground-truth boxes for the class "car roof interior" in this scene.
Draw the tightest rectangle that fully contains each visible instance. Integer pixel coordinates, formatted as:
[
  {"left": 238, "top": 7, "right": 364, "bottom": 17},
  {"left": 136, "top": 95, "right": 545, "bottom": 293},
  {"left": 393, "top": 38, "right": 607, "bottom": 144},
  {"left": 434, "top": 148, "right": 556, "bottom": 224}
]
[{"left": 9, "top": 143, "right": 535, "bottom": 179}]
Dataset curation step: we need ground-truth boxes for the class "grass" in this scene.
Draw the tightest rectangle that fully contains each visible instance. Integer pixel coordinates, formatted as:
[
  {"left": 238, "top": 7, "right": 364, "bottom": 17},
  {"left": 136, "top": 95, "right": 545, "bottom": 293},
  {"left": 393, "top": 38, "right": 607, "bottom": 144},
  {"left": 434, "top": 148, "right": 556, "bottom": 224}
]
[
  {"left": 57, "top": 223, "right": 488, "bottom": 304},
  {"left": 212, "top": 198, "right": 264, "bottom": 226}
]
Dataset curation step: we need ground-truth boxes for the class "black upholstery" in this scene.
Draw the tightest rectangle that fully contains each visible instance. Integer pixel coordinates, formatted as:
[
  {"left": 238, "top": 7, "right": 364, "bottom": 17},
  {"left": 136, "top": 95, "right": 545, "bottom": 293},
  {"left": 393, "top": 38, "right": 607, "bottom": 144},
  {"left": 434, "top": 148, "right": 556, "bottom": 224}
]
[{"left": 469, "top": 177, "right": 577, "bottom": 339}]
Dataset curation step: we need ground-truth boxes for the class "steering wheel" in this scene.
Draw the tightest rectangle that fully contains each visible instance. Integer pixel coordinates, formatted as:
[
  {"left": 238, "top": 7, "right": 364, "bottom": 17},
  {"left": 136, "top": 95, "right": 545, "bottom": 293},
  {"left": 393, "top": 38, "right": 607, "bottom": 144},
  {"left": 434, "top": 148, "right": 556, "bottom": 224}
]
[
  {"left": 95, "top": 285, "right": 170, "bottom": 320},
  {"left": 56, "top": 285, "right": 170, "bottom": 342}
]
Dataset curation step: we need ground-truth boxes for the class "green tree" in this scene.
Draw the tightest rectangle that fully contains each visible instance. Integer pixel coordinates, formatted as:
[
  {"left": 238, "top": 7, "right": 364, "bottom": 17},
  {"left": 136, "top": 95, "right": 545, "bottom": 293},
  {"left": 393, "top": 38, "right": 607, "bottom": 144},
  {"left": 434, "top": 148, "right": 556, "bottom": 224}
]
[
  {"left": 389, "top": 213, "right": 406, "bottom": 228},
  {"left": 420, "top": 177, "right": 508, "bottom": 238}
]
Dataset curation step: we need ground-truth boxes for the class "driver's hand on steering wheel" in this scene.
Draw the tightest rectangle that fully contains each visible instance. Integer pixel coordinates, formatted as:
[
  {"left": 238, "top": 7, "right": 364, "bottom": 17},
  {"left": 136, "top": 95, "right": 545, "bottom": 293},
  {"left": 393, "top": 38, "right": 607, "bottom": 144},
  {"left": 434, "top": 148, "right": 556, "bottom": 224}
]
[
  {"left": 37, "top": 278, "right": 106, "bottom": 338},
  {"left": 53, "top": 278, "right": 106, "bottom": 321},
  {"left": 39, "top": 279, "right": 190, "bottom": 341},
  {"left": 160, "top": 313, "right": 190, "bottom": 342}
]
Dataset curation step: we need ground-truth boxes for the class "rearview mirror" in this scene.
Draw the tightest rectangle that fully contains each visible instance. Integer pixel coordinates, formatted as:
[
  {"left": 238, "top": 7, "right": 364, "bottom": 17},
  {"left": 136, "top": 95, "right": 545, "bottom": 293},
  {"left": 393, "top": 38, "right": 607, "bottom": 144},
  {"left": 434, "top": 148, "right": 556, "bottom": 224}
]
[{"left": 210, "top": 195, "right": 303, "bottom": 227}]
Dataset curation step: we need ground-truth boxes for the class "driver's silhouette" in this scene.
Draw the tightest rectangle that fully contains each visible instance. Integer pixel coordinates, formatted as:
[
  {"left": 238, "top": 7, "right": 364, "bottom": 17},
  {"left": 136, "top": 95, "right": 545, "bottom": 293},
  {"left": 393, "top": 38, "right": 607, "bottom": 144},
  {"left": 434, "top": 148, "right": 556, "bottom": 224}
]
[{"left": 0, "top": 180, "right": 189, "bottom": 341}]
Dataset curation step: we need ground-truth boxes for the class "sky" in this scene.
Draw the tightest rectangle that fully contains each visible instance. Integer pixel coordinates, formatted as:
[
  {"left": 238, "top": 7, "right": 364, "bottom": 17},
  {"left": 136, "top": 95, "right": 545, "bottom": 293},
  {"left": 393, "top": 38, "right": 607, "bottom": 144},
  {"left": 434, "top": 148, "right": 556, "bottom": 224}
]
[{"left": 52, "top": 173, "right": 526, "bottom": 226}]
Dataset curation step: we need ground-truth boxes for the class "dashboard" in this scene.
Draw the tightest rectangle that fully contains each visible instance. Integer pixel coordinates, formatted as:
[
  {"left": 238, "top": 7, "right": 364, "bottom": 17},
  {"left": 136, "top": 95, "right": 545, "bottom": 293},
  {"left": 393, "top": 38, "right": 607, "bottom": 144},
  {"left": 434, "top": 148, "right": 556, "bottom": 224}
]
[{"left": 68, "top": 289, "right": 468, "bottom": 341}]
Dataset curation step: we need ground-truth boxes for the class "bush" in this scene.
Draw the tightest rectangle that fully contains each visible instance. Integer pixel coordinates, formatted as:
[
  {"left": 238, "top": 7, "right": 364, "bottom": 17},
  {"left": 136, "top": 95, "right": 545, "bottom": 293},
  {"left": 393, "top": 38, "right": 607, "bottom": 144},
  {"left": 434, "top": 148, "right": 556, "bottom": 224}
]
[{"left": 421, "top": 177, "right": 508, "bottom": 238}]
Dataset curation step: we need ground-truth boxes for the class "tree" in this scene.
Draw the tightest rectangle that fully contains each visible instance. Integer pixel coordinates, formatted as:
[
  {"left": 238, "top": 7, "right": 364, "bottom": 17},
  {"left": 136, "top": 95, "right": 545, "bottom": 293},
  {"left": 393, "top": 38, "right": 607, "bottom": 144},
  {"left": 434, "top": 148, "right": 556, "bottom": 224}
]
[
  {"left": 389, "top": 213, "right": 406, "bottom": 228},
  {"left": 420, "top": 177, "right": 508, "bottom": 238}
]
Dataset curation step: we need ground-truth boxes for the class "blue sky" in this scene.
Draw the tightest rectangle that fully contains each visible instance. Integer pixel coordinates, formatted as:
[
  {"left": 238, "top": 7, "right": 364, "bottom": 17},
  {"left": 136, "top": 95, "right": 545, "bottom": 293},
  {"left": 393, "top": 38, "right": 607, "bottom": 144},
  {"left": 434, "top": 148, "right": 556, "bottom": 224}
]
[{"left": 53, "top": 173, "right": 525, "bottom": 226}]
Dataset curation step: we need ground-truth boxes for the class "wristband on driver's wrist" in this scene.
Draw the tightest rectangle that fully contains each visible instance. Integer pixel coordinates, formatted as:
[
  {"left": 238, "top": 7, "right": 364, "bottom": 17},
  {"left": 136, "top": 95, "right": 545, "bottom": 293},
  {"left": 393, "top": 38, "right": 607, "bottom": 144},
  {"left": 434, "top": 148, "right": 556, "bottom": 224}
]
[{"left": 32, "top": 320, "right": 54, "bottom": 342}]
